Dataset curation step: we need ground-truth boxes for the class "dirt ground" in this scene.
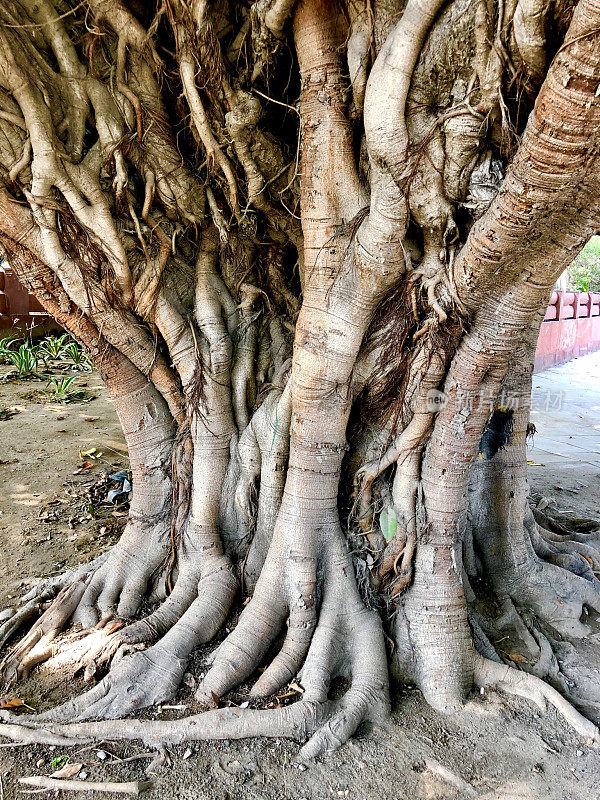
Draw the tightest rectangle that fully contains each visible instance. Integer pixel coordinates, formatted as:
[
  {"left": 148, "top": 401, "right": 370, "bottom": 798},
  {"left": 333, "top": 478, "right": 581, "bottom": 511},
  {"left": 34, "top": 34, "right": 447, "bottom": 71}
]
[
  {"left": 0, "top": 366, "right": 127, "bottom": 607},
  {"left": 0, "top": 366, "right": 599, "bottom": 800}
]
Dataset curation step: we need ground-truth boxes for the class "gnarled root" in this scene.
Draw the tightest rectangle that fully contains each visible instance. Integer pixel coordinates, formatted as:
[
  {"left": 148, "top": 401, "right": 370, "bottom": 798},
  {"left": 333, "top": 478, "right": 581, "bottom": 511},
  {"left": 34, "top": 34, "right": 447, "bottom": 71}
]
[
  {"left": 474, "top": 655, "right": 600, "bottom": 744},
  {"left": 473, "top": 510, "right": 600, "bottom": 639},
  {"left": 0, "top": 517, "right": 172, "bottom": 686},
  {"left": 34, "top": 646, "right": 189, "bottom": 724},
  {"left": 0, "top": 529, "right": 388, "bottom": 758},
  {"left": 72, "top": 517, "right": 172, "bottom": 629},
  {"left": 3, "top": 634, "right": 599, "bottom": 757},
  {"left": 0, "top": 554, "right": 108, "bottom": 653},
  {"left": 107, "top": 520, "right": 236, "bottom": 641},
  {"left": 0, "top": 701, "right": 324, "bottom": 751},
  {"left": 73, "top": 535, "right": 236, "bottom": 684},
  {"left": 196, "top": 520, "right": 390, "bottom": 757},
  {"left": 1, "top": 515, "right": 238, "bottom": 696},
  {"left": 27, "top": 536, "right": 237, "bottom": 722},
  {"left": 0, "top": 578, "right": 91, "bottom": 688}
]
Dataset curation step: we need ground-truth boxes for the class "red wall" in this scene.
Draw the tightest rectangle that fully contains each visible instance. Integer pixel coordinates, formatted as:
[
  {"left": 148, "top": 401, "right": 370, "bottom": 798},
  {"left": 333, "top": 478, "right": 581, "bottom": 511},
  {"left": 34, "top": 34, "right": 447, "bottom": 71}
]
[
  {"left": 0, "top": 265, "right": 48, "bottom": 331},
  {"left": 535, "top": 290, "right": 600, "bottom": 371}
]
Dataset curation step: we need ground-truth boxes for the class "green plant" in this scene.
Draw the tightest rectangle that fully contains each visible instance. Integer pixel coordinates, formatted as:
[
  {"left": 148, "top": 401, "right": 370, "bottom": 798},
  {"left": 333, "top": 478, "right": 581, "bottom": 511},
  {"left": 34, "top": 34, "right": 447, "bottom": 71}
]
[
  {"left": 568, "top": 236, "right": 600, "bottom": 292},
  {"left": 0, "top": 341, "right": 41, "bottom": 377},
  {"left": 38, "top": 333, "right": 72, "bottom": 361},
  {"left": 58, "top": 341, "right": 93, "bottom": 371},
  {"left": 0, "top": 335, "right": 19, "bottom": 363},
  {"left": 50, "top": 754, "right": 70, "bottom": 770},
  {"left": 46, "top": 375, "right": 87, "bottom": 403}
]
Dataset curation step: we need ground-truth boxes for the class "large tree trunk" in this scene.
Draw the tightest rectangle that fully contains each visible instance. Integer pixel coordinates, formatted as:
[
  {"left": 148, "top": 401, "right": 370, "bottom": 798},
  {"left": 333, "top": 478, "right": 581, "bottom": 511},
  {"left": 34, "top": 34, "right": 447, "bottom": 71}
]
[{"left": 1, "top": 0, "right": 600, "bottom": 756}]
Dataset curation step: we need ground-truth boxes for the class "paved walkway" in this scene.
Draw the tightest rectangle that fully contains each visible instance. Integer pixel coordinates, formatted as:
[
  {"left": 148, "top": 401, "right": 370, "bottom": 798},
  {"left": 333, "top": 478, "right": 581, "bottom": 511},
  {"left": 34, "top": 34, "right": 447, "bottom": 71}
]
[{"left": 529, "top": 349, "right": 600, "bottom": 517}]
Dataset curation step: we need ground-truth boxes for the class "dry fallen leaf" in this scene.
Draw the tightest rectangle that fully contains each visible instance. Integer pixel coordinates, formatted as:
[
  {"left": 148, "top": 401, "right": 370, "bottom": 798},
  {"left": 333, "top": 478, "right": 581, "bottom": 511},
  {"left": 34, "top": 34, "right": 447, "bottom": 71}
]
[
  {"left": 0, "top": 698, "right": 24, "bottom": 709},
  {"left": 508, "top": 652, "right": 526, "bottom": 663},
  {"left": 73, "top": 460, "right": 94, "bottom": 474},
  {"left": 50, "top": 762, "right": 82, "bottom": 779}
]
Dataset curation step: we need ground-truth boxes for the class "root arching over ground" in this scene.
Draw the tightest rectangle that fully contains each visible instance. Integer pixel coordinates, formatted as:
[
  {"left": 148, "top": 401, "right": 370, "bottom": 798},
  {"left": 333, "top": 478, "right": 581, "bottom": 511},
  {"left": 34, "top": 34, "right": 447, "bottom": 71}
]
[{"left": 1, "top": 0, "right": 600, "bottom": 762}]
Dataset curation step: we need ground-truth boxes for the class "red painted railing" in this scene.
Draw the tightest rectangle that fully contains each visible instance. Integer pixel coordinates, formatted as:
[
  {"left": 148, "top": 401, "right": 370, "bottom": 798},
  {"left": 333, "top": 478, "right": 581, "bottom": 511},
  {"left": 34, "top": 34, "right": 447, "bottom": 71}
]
[{"left": 535, "top": 290, "right": 600, "bottom": 370}]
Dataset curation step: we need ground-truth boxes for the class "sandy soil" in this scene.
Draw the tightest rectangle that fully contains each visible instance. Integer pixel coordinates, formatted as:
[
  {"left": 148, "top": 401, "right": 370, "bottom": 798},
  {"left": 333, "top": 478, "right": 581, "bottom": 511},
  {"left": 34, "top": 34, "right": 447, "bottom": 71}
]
[
  {"left": 0, "top": 369, "right": 599, "bottom": 800},
  {"left": 0, "top": 367, "right": 127, "bottom": 607}
]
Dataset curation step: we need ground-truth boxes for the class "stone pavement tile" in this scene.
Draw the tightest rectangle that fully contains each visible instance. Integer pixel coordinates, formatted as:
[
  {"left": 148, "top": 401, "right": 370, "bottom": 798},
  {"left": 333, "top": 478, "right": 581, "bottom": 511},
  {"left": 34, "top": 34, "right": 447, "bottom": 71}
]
[{"left": 533, "top": 440, "right": 600, "bottom": 456}]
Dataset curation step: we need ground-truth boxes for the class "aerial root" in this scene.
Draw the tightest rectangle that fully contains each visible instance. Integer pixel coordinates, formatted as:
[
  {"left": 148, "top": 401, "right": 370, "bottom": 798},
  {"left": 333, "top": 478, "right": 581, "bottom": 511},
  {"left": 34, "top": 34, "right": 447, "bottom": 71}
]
[
  {"left": 408, "top": 247, "right": 466, "bottom": 328},
  {"left": 383, "top": 532, "right": 416, "bottom": 598},
  {"left": 116, "top": 35, "right": 144, "bottom": 141},
  {"left": 474, "top": 655, "right": 600, "bottom": 744}
]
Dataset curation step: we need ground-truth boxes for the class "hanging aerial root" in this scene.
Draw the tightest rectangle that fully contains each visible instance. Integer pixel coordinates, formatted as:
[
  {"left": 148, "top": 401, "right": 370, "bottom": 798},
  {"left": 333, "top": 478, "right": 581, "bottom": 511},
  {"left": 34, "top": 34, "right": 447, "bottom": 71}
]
[
  {"left": 474, "top": 655, "right": 600, "bottom": 744},
  {"left": 250, "top": 0, "right": 296, "bottom": 81},
  {"left": 175, "top": 24, "right": 240, "bottom": 216}
]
